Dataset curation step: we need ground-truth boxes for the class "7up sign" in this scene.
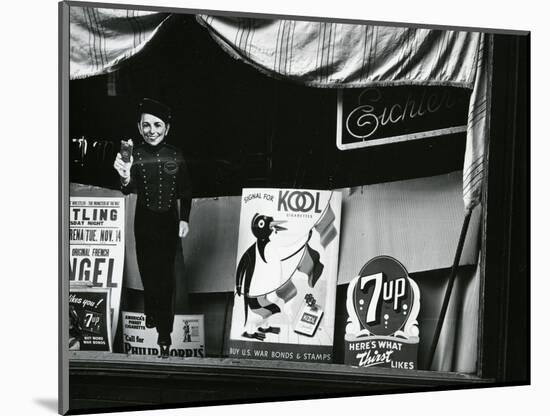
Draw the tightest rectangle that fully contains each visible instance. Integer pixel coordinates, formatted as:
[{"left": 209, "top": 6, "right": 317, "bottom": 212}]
[{"left": 344, "top": 256, "right": 421, "bottom": 370}]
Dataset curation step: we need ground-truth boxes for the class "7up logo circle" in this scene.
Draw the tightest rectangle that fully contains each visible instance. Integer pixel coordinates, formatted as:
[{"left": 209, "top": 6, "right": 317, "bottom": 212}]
[{"left": 353, "top": 256, "right": 414, "bottom": 336}]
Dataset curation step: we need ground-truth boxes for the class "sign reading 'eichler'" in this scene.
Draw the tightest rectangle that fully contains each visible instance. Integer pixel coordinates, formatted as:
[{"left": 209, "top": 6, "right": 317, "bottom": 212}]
[
  {"left": 345, "top": 256, "right": 421, "bottom": 370},
  {"left": 336, "top": 86, "right": 470, "bottom": 150}
]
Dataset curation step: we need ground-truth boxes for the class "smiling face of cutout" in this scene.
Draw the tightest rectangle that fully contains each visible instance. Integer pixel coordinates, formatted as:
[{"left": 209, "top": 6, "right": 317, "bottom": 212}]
[{"left": 138, "top": 113, "right": 170, "bottom": 146}]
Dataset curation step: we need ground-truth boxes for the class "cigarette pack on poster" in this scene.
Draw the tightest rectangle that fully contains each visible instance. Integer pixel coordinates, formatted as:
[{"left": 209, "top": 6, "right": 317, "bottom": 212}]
[
  {"left": 229, "top": 188, "right": 341, "bottom": 363},
  {"left": 294, "top": 295, "right": 324, "bottom": 337},
  {"left": 69, "top": 286, "right": 112, "bottom": 352},
  {"left": 123, "top": 312, "right": 205, "bottom": 358}
]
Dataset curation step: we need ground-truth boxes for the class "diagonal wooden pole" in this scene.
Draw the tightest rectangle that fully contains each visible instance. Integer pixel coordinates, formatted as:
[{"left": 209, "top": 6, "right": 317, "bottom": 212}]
[{"left": 427, "top": 207, "right": 473, "bottom": 370}]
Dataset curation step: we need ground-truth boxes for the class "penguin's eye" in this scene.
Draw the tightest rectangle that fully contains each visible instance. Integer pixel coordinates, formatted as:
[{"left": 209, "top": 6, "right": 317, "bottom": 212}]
[{"left": 258, "top": 220, "right": 265, "bottom": 228}]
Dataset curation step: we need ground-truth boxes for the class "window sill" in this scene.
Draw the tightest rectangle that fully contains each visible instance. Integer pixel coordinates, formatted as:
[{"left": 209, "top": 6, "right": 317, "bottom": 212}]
[{"left": 69, "top": 351, "right": 491, "bottom": 387}]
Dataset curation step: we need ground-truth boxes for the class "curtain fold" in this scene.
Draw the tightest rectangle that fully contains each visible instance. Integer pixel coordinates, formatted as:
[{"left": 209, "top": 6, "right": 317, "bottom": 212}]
[
  {"left": 463, "top": 35, "right": 492, "bottom": 210},
  {"left": 196, "top": 16, "right": 482, "bottom": 89},
  {"left": 69, "top": 7, "right": 171, "bottom": 79}
]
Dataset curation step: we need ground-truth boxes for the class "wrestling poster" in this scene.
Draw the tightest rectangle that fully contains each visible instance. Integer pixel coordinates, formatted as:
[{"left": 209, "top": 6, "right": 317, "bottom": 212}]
[
  {"left": 229, "top": 188, "right": 342, "bottom": 363},
  {"left": 69, "top": 197, "right": 125, "bottom": 337},
  {"left": 69, "top": 287, "right": 112, "bottom": 351},
  {"left": 122, "top": 312, "right": 205, "bottom": 358}
]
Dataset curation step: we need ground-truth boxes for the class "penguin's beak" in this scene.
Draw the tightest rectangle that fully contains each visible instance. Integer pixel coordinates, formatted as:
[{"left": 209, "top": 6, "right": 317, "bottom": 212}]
[{"left": 270, "top": 220, "right": 287, "bottom": 232}]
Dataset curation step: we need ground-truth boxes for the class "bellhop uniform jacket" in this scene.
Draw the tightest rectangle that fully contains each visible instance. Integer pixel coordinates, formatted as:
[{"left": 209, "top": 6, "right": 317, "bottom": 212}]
[
  {"left": 121, "top": 141, "right": 192, "bottom": 343},
  {"left": 122, "top": 142, "right": 192, "bottom": 221}
]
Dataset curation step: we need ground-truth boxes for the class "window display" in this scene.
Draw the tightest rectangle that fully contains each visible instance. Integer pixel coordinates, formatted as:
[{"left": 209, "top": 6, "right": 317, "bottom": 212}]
[{"left": 60, "top": 2, "right": 529, "bottom": 414}]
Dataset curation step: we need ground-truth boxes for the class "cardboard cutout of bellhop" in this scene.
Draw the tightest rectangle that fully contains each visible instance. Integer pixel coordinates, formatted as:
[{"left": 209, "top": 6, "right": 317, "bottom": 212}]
[{"left": 114, "top": 98, "right": 192, "bottom": 358}]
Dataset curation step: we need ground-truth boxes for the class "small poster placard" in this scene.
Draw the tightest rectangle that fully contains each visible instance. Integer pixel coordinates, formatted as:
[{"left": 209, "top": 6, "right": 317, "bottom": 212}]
[
  {"left": 344, "top": 256, "right": 421, "bottom": 369},
  {"left": 122, "top": 312, "right": 205, "bottom": 358},
  {"left": 69, "top": 286, "right": 112, "bottom": 352}
]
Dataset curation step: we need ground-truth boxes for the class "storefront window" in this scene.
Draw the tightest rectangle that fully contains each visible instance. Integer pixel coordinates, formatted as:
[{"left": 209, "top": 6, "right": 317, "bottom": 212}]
[{"left": 61, "top": 3, "right": 529, "bottom": 413}]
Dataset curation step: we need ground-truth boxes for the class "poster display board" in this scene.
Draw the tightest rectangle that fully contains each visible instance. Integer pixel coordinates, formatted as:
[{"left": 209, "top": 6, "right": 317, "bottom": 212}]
[
  {"left": 122, "top": 312, "right": 205, "bottom": 358},
  {"left": 344, "top": 256, "right": 421, "bottom": 369},
  {"left": 69, "top": 286, "right": 112, "bottom": 351},
  {"left": 69, "top": 197, "right": 125, "bottom": 336},
  {"left": 229, "top": 188, "right": 342, "bottom": 363}
]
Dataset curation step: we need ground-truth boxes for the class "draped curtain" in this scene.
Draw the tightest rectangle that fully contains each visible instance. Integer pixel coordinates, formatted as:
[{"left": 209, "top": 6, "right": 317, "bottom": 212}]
[
  {"left": 69, "top": 6, "right": 493, "bottom": 373},
  {"left": 195, "top": 16, "right": 481, "bottom": 88},
  {"left": 69, "top": 7, "right": 170, "bottom": 79},
  {"left": 70, "top": 8, "right": 491, "bottom": 210}
]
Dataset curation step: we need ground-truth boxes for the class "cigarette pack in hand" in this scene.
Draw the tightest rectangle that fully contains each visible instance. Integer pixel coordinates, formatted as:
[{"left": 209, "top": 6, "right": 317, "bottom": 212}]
[{"left": 120, "top": 139, "right": 133, "bottom": 163}]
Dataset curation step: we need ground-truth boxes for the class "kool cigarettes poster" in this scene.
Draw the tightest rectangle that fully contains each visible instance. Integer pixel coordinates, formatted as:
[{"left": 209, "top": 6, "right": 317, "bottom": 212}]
[
  {"left": 123, "top": 312, "right": 205, "bottom": 358},
  {"left": 69, "top": 197, "right": 125, "bottom": 336},
  {"left": 229, "top": 188, "right": 341, "bottom": 363}
]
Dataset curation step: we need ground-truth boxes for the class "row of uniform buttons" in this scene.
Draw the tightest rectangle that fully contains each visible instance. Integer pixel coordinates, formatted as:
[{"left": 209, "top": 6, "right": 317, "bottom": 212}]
[
  {"left": 158, "top": 151, "right": 162, "bottom": 210},
  {"left": 167, "top": 151, "right": 177, "bottom": 209},
  {"left": 136, "top": 149, "right": 178, "bottom": 211}
]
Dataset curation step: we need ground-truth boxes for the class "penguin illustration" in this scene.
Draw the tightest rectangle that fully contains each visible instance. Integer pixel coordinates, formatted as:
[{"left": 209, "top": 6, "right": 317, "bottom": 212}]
[{"left": 236, "top": 213, "right": 287, "bottom": 340}]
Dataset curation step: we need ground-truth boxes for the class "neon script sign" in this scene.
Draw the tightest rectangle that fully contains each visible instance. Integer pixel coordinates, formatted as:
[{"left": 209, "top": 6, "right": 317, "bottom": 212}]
[{"left": 336, "top": 86, "right": 470, "bottom": 150}]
